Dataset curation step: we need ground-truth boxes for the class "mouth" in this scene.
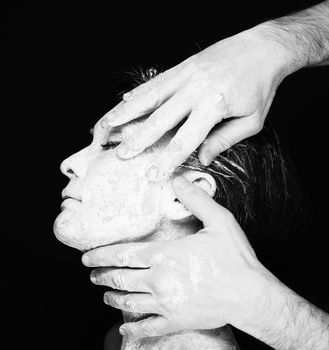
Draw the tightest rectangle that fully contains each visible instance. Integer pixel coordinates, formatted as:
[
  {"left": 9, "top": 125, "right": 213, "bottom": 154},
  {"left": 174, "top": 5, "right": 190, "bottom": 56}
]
[
  {"left": 62, "top": 195, "right": 81, "bottom": 201},
  {"left": 60, "top": 195, "right": 82, "bottom": 210}
]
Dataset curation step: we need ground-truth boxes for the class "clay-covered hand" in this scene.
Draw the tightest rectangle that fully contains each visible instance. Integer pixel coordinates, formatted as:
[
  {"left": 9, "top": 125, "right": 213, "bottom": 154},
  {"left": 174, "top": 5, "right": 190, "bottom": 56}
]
[
  {"left": 82, "top": 176, "right": 279, "bottom": 338},
  {"left": 103, "top": 26, "right": 292, "bottom": 179}
]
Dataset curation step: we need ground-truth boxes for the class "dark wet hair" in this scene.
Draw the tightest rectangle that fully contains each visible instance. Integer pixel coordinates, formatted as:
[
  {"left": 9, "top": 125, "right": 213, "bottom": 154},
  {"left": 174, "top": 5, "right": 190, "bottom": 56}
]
[
  {"left": 180, "top": 125, "right": 305, "bottom": 276},
  {"left": 131, "top": 67, "right": 305, "bottom": 277}
]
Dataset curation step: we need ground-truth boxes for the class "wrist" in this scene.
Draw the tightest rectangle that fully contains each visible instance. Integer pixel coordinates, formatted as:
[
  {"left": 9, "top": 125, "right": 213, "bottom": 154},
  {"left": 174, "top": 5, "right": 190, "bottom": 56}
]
[
  {"left": 237, "top": 24, "right": 296, "bottom": 91},
  {"left": 253, "top": 0, "right": 329, "bottom": 71},
  {"left": 232, "top": 265, "right": 329, "bottom": 349},
  {"left": 235, "top": 270, "right": 292, "bottom": 343},
  {"left": 248, "top": 22, "right": 304, "bottom": 78},
  {"left": 230, "top": 263, "right": 285, "bottom": 333}
]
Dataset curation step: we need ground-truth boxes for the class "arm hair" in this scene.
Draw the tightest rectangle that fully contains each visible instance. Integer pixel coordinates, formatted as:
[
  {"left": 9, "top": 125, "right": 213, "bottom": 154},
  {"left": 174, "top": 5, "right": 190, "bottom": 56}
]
[{"left": 256, "top": 0, "right": 329, "bottom": 72}]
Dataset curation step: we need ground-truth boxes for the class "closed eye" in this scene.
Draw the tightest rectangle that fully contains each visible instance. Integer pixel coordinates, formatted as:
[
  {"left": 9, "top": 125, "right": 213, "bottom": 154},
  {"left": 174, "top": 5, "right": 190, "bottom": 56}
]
[{"left": 101, "top": 140, "right": 120, "bottom": 150}]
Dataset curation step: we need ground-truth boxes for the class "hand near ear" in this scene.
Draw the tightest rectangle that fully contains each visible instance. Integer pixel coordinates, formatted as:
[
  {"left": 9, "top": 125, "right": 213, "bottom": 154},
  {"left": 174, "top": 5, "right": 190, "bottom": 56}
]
[
  {"left": 82, "top": 176, "right": 277, "bottom": 335},
  {"left": 82, "top": 176, "right": 329, "bottom": 349}
]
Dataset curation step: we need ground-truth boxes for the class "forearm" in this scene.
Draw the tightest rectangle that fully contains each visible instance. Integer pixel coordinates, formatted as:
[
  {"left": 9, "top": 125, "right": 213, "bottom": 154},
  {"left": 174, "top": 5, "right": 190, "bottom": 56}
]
[
  {"left": 238, "top": 272, "right": 329, "bottom": 349},
  {"left": 254, "top": 1, "right": 329, "bottom": 74}
]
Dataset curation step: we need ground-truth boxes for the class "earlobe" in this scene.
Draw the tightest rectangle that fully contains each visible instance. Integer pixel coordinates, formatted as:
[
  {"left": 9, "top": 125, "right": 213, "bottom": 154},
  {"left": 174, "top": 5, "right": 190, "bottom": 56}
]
[{"left": 165, "top": 170, "right": 216, "bottom": 220}]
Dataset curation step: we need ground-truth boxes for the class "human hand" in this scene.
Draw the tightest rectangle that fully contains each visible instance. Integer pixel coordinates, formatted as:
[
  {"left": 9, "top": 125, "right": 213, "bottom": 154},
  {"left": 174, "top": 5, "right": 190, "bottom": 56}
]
[
  {"left": 104, "top": 26, "right": 291, "bottom": 180},
  {"left": 82, "top": 176, "right": 278, "bottom": 338}
]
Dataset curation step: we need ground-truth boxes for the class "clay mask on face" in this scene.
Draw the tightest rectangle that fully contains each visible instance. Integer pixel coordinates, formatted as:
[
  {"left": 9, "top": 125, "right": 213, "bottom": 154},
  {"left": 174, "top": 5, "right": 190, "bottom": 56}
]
[{"left": 53, "top": 118, "right": 170, "bottom": 251}]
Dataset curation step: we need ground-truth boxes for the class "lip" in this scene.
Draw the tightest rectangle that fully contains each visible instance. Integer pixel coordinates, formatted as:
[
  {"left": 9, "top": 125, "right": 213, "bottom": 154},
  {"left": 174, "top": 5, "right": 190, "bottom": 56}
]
[
  {"left": 60, "top": 197, "right": 81, "bottom": 210},
  {"left": 61, "top": 187, "right": 82, "bottom": 201}
]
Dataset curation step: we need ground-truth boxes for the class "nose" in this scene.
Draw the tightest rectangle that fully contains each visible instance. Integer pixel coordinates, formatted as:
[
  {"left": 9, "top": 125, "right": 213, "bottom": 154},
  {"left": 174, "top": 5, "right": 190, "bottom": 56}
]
[{"left": 60, "top": 150, "right": 88, "bottom": 179}]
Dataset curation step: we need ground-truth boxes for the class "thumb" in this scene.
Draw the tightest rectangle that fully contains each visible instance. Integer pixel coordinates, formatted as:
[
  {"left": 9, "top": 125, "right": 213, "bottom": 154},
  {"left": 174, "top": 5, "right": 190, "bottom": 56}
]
[
  {"left": 198, "top": 115, "right": 263, "bottom": 165},
  {"left": 172, "top": 176, "right": 231, "bottom": 227}
]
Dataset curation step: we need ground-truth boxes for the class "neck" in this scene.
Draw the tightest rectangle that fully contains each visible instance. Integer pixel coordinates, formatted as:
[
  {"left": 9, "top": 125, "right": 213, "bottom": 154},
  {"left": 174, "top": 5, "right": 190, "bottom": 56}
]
[
  {"left": 120, "top": 220, "right": 238, "bottom": 349},
  {"left": 120, "top": 312, "right": 238, "bottom": 350}
]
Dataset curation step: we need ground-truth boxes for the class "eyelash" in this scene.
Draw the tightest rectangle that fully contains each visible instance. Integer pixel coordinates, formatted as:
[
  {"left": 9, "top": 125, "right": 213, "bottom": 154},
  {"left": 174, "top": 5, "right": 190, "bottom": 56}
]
[{"left": 101, "top": 141, "right": 120, "bottom": 150}]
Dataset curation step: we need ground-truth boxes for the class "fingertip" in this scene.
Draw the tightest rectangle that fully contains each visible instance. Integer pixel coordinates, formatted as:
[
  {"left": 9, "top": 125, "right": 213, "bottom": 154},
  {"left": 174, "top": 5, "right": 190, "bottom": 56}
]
[
  {"left": 123, "top": 91, "right": 134, "bottom": 101},
  {"left": 198, "top": 149, "right": 213, "bottom": 166},
  {"left": 120, "top": 324, "right": 141, "bottom": 338},
  {"left": 116, "top": 144, "right": 131, "bottom": 159},
  {"left": 104, "top": 109, "right": 121, "bottom": 125},
  {"left": 81, "top": 254, "right": 91, "bottom": 266},
  {"left": 119, "top": 325, "right": 129, "bottom": 336}
]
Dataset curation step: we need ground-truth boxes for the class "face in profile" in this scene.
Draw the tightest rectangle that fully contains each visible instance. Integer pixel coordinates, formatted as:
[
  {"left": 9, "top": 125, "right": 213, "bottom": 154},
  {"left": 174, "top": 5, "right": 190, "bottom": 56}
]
[{"left": 53, "top": 116, "right": 215, "bottom": 252}]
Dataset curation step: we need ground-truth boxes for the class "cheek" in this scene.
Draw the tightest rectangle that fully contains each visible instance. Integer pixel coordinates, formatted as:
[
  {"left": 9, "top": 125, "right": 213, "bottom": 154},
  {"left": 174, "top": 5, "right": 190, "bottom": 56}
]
[{"left": 81, "top": 159, "right": 158, "bottom": 222}]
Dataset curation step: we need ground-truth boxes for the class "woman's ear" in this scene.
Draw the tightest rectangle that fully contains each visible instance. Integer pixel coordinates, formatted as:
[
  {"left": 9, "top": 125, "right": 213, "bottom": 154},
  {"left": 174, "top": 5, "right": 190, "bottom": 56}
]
[{"left": 164, "top": 170, "right": 216, "bottom": 220}]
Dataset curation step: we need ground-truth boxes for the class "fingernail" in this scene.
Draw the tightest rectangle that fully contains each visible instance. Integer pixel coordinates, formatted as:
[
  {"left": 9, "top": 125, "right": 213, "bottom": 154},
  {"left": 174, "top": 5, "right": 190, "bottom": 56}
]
[
  {"left": 103, "top": 293, "right": 110, "bottom": 305},
  {"left": 100, "top": 117, "right": 109, "bottom": 129},
  {"left": 123, "top": 92, "right": 133, "bottom": 101},
  {"left": 201, "top": 150, "right": 212, "bottom": 166},
  {"left": 90, "top": 271, "right": 96, "bottom": 284},
  {"left": 105, "top": 111, "right": 119, "bottom": 124}
]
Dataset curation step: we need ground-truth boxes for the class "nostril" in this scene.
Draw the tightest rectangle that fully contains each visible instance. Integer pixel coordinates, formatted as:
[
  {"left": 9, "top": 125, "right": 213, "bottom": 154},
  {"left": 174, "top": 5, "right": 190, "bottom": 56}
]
[
  {"left": 60, "top": 152, "right": 87, "bottom": 179},
  {"left": 60, "top": 160, "right": 76, "bottom": 178}
]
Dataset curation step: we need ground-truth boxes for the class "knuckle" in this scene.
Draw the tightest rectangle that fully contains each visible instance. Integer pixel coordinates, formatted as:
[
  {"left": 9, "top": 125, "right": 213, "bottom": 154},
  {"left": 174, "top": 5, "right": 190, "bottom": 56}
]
[
  {"left": 116, "top": 249, "right": 129, "bottom": 266},
  {"left": 152, "top": 274, "right": 168, "bottom": 296},
  {"left": 250, "top": 117, "right": 264, "bottom": 134},
  {"left": 157, "top": 297, "right": 170, "bottom": 315},
  {"left": 146, "top": 110, "right": 166, "bottom": 130},
  {"left": 213, "top": 134, "right": 232, "bottom": 151},
  {"left": 123, "top": 297, "right": 137, "bottom": 312},
  {"left": 112, "top": 272, "right": 127, "bottom": 290},
  {"left": 134, "top": 82, "right": 150, "bottom": 97},
  {"left": 222, "top": 209, "right": 236, "bottom": 226},
  {"left": 141, "top": 321, "right": 158, "bottom": 337},
  {"left": 170, "top": 136, "right": 185, "bottom": 152},
  {"left": 153, "top": 71, "right": 166, "bottom": 85},
  {"left": 185, "top": 57, "right": 200, "bottom": 76},
  {"left": 147, "top": 86, "right": 162, "bottom": 108}
]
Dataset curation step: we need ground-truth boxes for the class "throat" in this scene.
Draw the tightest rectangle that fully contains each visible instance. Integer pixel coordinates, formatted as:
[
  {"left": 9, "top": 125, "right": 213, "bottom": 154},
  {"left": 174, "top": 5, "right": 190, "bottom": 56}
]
[{"left": 121, "top": 312, "right": 238, "bottom": 350}]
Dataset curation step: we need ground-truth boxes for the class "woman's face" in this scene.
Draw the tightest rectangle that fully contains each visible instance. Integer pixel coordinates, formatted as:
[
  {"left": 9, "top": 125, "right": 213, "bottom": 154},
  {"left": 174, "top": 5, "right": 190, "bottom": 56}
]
[{"left": 53, "top": 117, "right": 172, "bottom": 252}]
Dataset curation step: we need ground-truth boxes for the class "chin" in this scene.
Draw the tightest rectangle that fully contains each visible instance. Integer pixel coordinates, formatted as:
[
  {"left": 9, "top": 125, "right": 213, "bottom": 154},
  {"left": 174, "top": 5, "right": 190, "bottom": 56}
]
[
  {"left": 53, "top": 210, "right": 91, "bottom": 251},
  {"left": 53, "top": 209, "right": 135, "bottom": 252}
]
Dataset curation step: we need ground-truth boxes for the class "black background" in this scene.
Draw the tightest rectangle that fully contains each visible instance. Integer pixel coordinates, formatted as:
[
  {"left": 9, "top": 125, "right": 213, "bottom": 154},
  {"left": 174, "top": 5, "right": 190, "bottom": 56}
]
[{"left": 5, "top": 1, "right": 328, "bottom": 349}]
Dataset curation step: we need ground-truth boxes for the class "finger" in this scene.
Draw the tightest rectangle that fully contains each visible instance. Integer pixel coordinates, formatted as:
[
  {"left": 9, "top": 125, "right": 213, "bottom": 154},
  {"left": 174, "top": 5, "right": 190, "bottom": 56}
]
[
  {"left": 105, "top": 67, "right": 186, "bottom": 127},
  {"left": 119, "top": 315, "right": 172, "bottom": 338},
  {"left": 116, "top": 89, "right": 191, "bottom": 159},
  {"left": 104, "top": 291, "right": 163, "bottom": 315},
  {"left": 81, "top": 242, "right": 156, "bottom": 268},
  {"left": 147, "top": 99, "right": 222, "bottom": 180},
  {"left": 198, "top": 115, "right": 263, "bottom": 165},
  {"left": 172, "top": 175, "right": 231, "bottom": 226},
  {"left": 90, "top": 267, "right": 152, "bottom": 293}
]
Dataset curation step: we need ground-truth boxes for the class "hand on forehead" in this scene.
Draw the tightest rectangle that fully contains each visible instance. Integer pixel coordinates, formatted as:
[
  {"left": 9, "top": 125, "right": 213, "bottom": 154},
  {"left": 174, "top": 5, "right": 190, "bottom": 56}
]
[{"left": 96, "top": 113, "right": 177, "bottom": 180}]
